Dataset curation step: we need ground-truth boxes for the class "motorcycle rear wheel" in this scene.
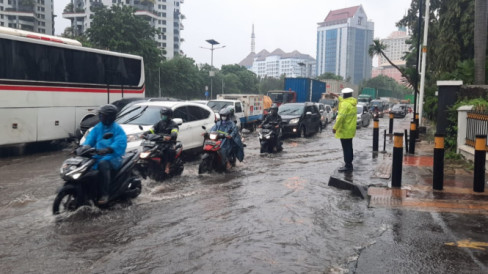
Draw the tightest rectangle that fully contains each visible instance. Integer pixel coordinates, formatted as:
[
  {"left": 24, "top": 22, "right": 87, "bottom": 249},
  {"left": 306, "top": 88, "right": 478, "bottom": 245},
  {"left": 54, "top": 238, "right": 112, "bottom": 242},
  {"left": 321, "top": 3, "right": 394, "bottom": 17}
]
[
  {"left": 52, "top": 185, "right": 79, "bottom": 215},
  {"left": 126, "top": 178, "right": 142, "bottom": 199}
]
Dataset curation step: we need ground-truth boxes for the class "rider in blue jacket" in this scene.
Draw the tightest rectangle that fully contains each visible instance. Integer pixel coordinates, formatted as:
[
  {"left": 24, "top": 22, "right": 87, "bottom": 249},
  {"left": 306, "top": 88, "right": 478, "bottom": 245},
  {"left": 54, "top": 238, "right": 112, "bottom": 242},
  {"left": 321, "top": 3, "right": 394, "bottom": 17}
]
[
  {"left": 81, "top": 104, "right": 127, "bottom": 204},
  {"left": 210, "top": 108, "right": 244, "bottom": 170}
]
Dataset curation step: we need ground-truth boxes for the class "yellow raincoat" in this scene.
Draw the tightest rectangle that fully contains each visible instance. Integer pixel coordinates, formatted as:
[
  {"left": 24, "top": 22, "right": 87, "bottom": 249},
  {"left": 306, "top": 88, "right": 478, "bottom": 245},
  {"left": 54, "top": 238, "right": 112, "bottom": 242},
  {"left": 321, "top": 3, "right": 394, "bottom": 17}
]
[{"left": 333, "top": 96, "right": 358, "bottom": 139}]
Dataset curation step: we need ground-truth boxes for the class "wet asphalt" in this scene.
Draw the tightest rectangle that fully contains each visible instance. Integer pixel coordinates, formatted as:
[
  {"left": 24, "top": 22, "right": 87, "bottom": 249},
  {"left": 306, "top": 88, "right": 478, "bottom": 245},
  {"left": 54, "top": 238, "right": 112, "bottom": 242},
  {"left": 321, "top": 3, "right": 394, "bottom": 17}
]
[{"left": 1, "top": 115, "right": 487, "bottom": 273}]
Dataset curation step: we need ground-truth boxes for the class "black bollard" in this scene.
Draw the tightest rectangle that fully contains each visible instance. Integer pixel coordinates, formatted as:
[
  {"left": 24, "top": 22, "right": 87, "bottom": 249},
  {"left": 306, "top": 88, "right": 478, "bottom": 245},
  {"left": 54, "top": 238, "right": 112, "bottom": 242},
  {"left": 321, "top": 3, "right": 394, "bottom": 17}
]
[
  {"left": 389, "top": 113, "right": 394, "bottom": 135},
  {"left": 392, "top": 132, "right": 404, "bottom": 188},
  {"left": 433, "top": 133, "right": 445, "bottom": 190},
  {"left": 373, "top": 118, "right": 379, "bottom": 152},
  {"left": 415, "top": 113, "right": 420, "bottom": 140},
  {"left": 473, "top": 135, "right": 487, "bottom": 193},
  {"left": 404, "top": 129, "right": 409, "bottom": 153},
  {"left": 383, "top": 129, "right": 387, "bottom": 153},
  {"left": 409, "top": 120, "right": 416, "bottom": 154}
]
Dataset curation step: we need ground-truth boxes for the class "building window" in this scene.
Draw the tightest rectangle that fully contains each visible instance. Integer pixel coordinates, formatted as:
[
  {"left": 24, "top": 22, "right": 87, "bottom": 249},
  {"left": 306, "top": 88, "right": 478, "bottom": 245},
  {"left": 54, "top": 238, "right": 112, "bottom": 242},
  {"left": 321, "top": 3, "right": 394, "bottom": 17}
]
[{"left": 358, "top": 16, "right": 362, "bottom": 26}]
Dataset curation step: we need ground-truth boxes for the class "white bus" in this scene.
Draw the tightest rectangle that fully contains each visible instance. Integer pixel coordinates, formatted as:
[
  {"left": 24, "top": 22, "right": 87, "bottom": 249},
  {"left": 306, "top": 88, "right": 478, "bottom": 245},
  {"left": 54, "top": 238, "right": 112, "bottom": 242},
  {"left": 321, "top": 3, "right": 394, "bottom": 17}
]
[{"left": 0, "top": 27, "right": 145, "bottom": 146}]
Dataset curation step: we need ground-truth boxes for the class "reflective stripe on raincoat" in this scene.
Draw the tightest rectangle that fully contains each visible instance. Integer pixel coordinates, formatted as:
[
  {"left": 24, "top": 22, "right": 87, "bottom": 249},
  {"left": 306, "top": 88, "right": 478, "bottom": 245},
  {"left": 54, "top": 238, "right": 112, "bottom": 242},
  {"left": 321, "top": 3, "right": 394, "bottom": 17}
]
[{"left": 333, "top": 96, "right": 358, "bottom": 139}]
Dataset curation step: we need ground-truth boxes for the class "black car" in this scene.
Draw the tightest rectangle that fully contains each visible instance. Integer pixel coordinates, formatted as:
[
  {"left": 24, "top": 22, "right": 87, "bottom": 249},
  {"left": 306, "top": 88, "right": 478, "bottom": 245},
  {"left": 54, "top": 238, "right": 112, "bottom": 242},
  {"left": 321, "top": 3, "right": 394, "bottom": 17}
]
[
  {"left": 278, "top": 102, "right": 322, "bottom": 137},
  {"left": 390, "top": 104, "right": 408, "bottom": 118}
]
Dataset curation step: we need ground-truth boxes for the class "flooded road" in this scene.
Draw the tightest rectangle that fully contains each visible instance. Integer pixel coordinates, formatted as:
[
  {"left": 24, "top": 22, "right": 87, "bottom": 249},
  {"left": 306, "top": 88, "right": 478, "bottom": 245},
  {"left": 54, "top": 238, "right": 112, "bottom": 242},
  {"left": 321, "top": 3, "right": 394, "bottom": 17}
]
[{"left": 2, "top": 115, "right": 487, "bottom": 273}]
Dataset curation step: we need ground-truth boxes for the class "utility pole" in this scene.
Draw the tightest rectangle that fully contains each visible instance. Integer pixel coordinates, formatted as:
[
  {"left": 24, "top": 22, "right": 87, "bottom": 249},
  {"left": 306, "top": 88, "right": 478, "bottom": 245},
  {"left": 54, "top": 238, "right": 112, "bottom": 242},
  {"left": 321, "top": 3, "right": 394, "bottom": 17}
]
[
  {"left": 419, "top": 0, "right": 430, "bottom": 126},
  {"left": 201, "top": 39, "right": 225, "bottom": 99}
]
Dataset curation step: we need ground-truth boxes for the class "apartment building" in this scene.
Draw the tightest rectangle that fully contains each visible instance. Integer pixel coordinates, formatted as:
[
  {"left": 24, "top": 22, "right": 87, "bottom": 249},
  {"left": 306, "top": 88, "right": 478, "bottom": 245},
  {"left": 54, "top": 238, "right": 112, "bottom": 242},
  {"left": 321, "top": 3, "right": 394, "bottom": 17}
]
[
  {"left": 372, "top": 29, "right": 410, "bottom": 85},
  {"left": 240, "top": 49, "right": 316, "bottom": 79},
  {"left": 0, "top": 0, "right": 54, "bottom": 34},
  {"left": 62, "top": 0, "right": 183, "bottom": 59}
]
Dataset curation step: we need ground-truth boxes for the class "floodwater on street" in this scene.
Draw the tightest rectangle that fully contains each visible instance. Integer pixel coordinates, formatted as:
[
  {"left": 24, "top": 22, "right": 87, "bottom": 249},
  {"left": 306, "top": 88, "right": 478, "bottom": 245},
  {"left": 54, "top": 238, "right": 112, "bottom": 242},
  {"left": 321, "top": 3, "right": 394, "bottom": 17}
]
[{"left": 0, "top": 115, "right": 426, "bottom": 273}]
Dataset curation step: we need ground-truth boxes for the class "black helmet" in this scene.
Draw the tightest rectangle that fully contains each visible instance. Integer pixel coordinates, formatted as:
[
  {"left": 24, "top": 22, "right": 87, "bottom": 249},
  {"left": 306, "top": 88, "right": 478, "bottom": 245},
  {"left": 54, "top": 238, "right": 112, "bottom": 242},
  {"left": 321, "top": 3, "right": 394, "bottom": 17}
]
[
  {"left": 160, "top": 107, "right": 173, "bottom": 120},
  {"left": 98, "top": 104, "right": 118, "bottom": 126},
  {"left": 219, "top": 107, "right": 231, "bottom": 121},
  {"left": 270, "top": 103, "right": 278, "bottom": 115}
]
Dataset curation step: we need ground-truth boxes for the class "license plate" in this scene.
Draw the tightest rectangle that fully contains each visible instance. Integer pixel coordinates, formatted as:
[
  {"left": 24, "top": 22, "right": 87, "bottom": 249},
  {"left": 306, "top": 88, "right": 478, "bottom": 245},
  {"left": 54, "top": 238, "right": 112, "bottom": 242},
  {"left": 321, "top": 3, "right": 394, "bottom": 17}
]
[{"left": 141, "top": 140, "right": 156, "bottom": 146}]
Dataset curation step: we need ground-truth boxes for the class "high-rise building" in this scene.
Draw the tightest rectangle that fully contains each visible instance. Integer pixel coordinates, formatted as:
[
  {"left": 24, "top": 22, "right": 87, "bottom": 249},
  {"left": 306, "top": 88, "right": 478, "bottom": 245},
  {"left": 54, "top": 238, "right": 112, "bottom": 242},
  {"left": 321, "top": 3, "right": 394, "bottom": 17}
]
[
  {"left": 316, "top": 5, "right": 374, "bottom": 85},
  {"left": 0, "top": 0, "right": 54, "bottom": 34},
  {"left": 372, "top": 29, "right": 410, "bottom": 85},
  {"left": 62, "top": 0, "right": 183, "bottom": 60},
  {"left": 239, "top": 25, "right": 316, "bottom": 78}
]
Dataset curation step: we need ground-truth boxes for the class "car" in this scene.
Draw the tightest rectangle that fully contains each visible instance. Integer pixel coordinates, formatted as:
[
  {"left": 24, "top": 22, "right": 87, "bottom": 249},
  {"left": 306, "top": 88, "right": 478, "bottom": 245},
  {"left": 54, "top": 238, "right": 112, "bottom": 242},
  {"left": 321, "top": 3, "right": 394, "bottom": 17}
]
[
  {"left": 207, "top": 99, "right": 243, "bottom": 130},
  {"left": 356, "top": 104, "right": 372, "bottom": 128},
  {"left": 279, "top": 102, "right": 321, "bottom": 137},
  {"left": 81, "top": 101, "right": 216, "bottom": 154},
  {"left": 369, "top": 99, "right": 386, "bottom": 118},
  {"left": 78, "top": 97, "right": 148, "bottom": 136},
  {"left": 315, "top": 103, "right": 333, "bottom": 128},
  {"left": 390, "top": 104, "right": 408, "bottom": 118}
]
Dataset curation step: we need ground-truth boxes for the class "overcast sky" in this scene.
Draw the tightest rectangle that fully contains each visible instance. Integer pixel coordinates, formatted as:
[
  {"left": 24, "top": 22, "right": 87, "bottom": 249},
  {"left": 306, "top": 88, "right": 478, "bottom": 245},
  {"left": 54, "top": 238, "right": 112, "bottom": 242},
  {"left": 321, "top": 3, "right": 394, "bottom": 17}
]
[{"left": 54, "top": 0, "right": 412, "bottom": 68}]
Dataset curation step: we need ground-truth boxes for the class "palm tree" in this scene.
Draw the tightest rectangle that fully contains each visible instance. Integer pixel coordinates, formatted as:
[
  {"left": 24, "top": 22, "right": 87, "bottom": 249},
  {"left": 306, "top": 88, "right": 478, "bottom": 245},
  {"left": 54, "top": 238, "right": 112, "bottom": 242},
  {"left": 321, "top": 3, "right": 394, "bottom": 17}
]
[
  {"left": 474, "top": 0, "right": 487, "bottom": 84},
  {"left": 368, "top": 39, "right": 414, "bottom": 88}
]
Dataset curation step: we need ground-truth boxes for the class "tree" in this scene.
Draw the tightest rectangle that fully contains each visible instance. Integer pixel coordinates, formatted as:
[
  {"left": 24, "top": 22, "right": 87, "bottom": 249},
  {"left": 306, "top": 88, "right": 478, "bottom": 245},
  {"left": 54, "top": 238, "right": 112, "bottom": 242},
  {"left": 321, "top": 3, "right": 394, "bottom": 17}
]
[
  {"left": 317, "top": 72, "right": 343, "bottom": 81},
  {"left": 159, "top": 56, "right": 203, "bottom": 99},
  {"left": 474, "top": 0, "right": 487, "bottom": 84},
  {"left": 85, "top": 5, "right": 164, "bottom": 96},
  {"left": 368, "top": 39, "right": 414, "bottom": 89}
]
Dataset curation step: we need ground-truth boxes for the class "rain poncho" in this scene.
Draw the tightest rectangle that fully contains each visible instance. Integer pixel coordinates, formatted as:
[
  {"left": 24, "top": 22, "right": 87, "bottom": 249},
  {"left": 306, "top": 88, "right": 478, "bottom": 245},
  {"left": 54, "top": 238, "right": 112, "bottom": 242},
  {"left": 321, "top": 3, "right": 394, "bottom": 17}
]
[
  {"left": 333, "top": 96, "right": 358, "bottom": 139},
  {"left": 83, "top": 122, "right": 127, "bottom": 170},
  {"left": 210, "top": 120, "right": 244, "bottom": 164}
]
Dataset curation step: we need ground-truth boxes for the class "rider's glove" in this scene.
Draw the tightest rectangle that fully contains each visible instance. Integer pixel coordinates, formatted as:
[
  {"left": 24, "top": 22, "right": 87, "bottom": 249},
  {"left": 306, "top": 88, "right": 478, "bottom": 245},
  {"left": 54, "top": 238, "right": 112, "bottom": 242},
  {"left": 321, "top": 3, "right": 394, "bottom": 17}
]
[
  {"left": 75, "top": 145, "right": 91, "bottom": 156},
  {"left": 97, "top": 147, "right": 114, "bottom": 155}
]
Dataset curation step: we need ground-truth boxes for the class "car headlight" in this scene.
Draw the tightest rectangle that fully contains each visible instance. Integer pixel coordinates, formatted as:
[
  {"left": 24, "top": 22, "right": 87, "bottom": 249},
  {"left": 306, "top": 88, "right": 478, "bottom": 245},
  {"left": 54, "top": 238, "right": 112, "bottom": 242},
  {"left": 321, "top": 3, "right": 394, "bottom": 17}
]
[
  {"left": 289, "top": 118, "right": 300, "bottom": 124},
  {"left": 127, "top": 133, "right": 141, "bottom": 142}
]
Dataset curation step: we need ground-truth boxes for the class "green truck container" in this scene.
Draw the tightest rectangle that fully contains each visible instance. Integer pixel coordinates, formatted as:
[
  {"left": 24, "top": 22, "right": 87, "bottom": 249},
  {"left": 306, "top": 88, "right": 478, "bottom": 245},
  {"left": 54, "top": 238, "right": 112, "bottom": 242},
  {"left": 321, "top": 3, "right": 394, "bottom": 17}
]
[{"left": 361, "top": 87, "right": 377, "bottom": 98}]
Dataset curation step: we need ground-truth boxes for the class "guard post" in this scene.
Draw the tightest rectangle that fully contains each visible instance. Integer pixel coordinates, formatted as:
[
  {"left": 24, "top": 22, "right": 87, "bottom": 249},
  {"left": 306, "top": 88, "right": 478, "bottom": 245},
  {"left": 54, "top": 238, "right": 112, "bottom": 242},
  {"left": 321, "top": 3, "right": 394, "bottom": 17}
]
[
  {"left": 392, "top": 132, "right": 404, "bottom": 188},
  {"left": 473, "top": 135, "right": 487, "bottom": 193},
  {"left": 389, "top": 113, "right": 394, "bottom": 135},
  {"left": 409, "top": 120, "right": 417, "bottom": 154},
  {"left": 373, "top": 118, "right": 379, "bottom": 152},
  {"left": 433, "top": 133, "right": 445, "bottom": 190}
]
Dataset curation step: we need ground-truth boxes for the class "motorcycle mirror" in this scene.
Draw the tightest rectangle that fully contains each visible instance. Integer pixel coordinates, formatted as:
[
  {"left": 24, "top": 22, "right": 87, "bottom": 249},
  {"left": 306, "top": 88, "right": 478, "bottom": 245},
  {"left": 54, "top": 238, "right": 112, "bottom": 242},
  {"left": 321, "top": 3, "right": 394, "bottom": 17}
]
[
  {"left": 139, "top": 125, "right": 143, "bottom": 130},
  {"left": 202, "top": 126, "right": 206, "bottom": 130},
  {"left": 103, "top": 132, "right": 114, "bottom": 139},
  {"left": 173, "top": 118, "right": 183, "bottom": 125}
]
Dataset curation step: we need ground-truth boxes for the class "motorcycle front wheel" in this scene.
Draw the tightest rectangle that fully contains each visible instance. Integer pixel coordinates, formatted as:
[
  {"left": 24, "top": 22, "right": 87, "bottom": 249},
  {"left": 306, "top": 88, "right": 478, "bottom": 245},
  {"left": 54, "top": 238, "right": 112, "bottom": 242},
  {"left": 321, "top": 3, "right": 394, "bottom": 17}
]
[
  {"left": 52, "top": 185, "right": 80, "bottom": 215},
  {"left": 198, "top": 156, "right": 212, "bottom": 174}
]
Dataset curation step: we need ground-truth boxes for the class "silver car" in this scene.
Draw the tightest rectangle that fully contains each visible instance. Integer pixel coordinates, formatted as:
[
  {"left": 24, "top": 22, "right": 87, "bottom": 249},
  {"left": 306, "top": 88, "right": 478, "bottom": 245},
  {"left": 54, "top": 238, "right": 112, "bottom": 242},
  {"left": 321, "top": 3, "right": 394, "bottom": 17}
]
[{"left": 315, "top": 103, "right": 333, "bottom": 129}]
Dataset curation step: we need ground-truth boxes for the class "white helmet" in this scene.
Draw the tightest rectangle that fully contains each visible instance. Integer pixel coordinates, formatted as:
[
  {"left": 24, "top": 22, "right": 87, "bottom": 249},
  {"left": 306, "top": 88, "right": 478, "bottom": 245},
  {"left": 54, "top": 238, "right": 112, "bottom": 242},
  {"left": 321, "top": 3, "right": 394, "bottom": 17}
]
[{"left": 341, "top": 88, "right": 354, "bottom": 95}]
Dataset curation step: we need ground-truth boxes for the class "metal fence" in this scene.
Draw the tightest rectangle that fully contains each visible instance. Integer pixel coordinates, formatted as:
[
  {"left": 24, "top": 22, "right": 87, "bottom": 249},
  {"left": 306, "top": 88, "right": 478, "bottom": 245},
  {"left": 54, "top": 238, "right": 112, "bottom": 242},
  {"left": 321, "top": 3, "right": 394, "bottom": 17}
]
[{"left": 466, "top": 110, "right": 488, "bottom": 149}]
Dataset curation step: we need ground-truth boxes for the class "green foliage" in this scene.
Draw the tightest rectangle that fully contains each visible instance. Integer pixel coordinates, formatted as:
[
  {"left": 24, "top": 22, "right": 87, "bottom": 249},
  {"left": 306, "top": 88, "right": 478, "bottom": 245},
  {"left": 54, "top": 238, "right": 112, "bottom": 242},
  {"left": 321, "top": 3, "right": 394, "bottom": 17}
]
[
  {"left": 360, "top": 75, "right": 412, "bottom": 98},
  {"left": 85, "top": 5, "right": 163, "bottom": 96},
  {"left": 317, "top": 72, "right": 343, "bottom": 81},
  {"left": 159, "top": 56, "right": 202, "bottom": 99},
  {"left": 258, "top": 76, "right": 284, "bottom": 94},
  {"left": 444, "top": 97, "right": 488, "bottom": 152}
]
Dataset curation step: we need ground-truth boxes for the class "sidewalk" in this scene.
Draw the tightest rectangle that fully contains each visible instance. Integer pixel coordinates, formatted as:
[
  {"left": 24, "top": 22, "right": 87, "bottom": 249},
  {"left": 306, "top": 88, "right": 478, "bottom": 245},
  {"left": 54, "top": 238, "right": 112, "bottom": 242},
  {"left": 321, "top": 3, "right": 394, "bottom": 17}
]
[{"left": 329, "top": 137, "right": 488, "bottom": 215}]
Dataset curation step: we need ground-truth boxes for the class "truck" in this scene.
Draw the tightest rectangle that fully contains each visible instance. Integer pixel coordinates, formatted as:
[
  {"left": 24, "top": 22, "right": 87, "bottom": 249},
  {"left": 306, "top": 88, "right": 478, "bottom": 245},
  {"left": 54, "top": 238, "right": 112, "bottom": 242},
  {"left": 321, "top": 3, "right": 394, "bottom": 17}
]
[
  {"left": 324, "top": 79, "right": 359, "bottom": 97},
  {"left": 267, "top": 77, "right": 325, "bottom": 105},
  {"left": 211, "top": 94, "right": 265, "bottom": 131},
  {"left": 361, "top": 87, "right": 377, "bottom": 98}
]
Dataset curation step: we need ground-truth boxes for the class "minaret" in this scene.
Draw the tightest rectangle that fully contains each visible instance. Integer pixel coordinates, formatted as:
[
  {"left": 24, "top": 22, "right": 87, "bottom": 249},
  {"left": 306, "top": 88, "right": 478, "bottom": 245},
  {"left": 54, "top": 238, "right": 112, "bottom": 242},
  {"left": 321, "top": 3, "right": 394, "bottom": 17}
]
[{"left": 251, "top": 24, "right": 255, "bottom": 54}]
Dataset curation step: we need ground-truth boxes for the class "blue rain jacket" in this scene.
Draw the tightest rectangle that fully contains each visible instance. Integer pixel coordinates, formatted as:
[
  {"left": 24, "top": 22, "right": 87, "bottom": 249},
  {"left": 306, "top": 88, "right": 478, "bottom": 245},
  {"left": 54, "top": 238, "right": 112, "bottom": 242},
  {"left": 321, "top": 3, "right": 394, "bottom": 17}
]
[
  {"left": 83, "top": 122, "right": 127, "bottom": 170},
  {"left": 210, "top": 120, "right": 244, "bottom": 164}
]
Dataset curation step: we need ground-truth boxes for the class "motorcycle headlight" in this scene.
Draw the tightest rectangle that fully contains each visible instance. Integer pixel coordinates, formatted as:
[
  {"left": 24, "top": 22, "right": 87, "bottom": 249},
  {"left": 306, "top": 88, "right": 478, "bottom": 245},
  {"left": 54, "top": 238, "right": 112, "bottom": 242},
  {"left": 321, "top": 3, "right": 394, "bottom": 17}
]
[
  {"left": 71, "top": 173, "right": 82, "bottom": 180},
  {"left": 140, "top": 151, "right": 151, "bottom": 159},
  {"left": 127, "top": 133, "right": 141, "bottom": 142},
  {"left": 266, "top": 135, "right": 271, "bottom": 139},
  {"left": 209, "top": 133, "right": 218, "bottom": 140},
  {"left": 289, "top": 118, "right": 300, "bottom": 124}
]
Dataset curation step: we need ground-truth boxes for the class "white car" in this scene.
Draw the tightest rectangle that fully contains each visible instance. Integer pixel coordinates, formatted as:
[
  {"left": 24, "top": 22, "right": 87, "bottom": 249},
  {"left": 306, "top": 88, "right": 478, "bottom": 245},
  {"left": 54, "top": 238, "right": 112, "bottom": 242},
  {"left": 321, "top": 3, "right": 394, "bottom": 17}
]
[
  {"left": 315, "top": 103, "right": 333, "bottom": 128},
  {"left": 81, "top": 101, "right": 216, "bottom": 153}
]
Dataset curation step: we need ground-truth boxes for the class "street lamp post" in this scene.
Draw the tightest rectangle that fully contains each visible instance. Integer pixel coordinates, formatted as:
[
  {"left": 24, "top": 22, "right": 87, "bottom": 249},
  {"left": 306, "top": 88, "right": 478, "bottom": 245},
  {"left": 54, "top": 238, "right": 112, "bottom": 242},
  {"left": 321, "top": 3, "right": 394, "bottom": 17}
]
[{"left": 201, "top": 39, "right": 225, "bottom": 99}]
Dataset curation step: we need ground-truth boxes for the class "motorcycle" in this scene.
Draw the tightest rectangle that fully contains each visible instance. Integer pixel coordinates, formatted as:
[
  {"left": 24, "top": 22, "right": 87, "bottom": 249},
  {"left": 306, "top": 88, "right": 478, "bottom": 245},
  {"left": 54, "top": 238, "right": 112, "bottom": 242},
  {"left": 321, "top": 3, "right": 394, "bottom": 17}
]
[
  {"left": 136, "top": 133, "right": 184, "bottom": 181},
  {"left": 198, "top": 128, "right": 236, "bottom": 174},
  {"left": 52, "top": 133, "right": 142, "bottom": 215},
  {"left": 259, "top": 122, "right": 282, "bottom": 153}
]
